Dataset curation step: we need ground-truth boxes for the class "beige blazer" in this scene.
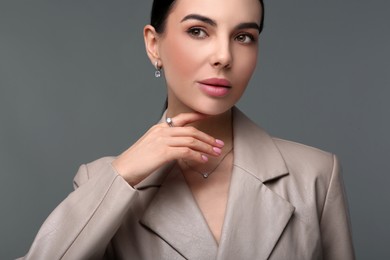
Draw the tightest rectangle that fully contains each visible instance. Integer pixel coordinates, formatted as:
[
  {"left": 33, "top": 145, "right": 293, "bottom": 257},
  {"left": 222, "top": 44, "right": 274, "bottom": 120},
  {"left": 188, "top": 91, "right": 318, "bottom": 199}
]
[{"left": 22, "top": 108, "right": 355, "bottom": 260}]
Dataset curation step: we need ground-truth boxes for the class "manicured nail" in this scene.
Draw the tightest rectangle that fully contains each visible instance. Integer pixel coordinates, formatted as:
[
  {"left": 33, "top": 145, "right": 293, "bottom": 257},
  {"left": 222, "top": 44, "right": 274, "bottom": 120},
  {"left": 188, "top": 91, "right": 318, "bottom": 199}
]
[
  {"left": 201, "top": 155, "right": 209, "bottom": 162},
  {"left": 213, "top": 147, "right": 222, "bottom": 155},
  {"left": 215, "top": 139, "right": 224, "bottom": 146}
]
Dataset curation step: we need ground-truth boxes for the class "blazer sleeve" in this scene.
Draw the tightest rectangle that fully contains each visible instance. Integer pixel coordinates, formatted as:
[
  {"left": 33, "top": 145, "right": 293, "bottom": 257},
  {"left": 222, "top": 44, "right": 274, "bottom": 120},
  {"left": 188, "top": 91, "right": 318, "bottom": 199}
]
[
  {"left": 320, "top": 155, "right": 355, "bottom": 260},
  {"left": 22, "top": 158, "right": 137, "bottom": 260}
]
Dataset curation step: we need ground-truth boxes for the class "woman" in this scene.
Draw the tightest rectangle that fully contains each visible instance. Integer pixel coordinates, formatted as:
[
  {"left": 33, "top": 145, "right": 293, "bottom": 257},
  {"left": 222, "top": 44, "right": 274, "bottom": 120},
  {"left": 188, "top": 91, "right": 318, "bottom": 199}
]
[{"left": 22, "top": 0, "right": 355, "bottom": 259}]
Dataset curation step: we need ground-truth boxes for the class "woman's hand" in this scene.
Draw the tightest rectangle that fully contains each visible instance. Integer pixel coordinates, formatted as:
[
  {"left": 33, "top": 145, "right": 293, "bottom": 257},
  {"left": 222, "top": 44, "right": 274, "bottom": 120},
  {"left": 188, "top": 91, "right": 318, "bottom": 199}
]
[{"left": 112, "top": 113, "right": 224, "bottom": 186}]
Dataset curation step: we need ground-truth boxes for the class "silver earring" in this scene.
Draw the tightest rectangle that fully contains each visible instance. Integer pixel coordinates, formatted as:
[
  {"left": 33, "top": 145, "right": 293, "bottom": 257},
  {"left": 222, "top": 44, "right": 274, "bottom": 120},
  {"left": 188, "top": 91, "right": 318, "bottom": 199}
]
[{"left": 155, "top": 61, "right": 161, "bottom": 78}]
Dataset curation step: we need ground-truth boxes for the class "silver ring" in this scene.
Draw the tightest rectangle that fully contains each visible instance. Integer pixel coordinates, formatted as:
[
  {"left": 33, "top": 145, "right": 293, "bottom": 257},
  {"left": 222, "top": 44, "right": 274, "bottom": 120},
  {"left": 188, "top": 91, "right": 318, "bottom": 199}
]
[{"left": 166, "top": 117, "right": 174, "bottom": 127}]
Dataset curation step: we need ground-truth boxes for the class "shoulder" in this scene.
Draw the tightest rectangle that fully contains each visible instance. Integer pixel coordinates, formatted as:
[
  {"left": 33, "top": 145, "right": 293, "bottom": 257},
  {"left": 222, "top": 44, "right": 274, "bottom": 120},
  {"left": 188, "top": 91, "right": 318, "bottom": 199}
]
[
  {"left": 270, "top": 137, "right": 340, "bottom": 199},
  {"left": 233, "top": 107, "right": 339, "bottom": 184},
  {"left": 272, "top": 137, "right": 336, "bottom": 175}
]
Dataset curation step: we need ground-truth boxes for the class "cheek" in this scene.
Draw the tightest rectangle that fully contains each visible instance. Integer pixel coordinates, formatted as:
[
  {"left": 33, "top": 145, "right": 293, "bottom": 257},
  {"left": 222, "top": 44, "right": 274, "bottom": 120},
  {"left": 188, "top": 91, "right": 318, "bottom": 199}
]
[
  {"left": 235, "top": 48, "right": 258, "bottom": 85},
  {"left": 161, "top": 37, "right": 202, "bottom": 83}
]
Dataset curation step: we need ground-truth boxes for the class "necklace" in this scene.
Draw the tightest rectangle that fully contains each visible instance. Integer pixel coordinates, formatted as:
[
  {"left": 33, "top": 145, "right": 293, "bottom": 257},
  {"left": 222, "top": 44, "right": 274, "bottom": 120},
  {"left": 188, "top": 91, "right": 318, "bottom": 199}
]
[{"left": 182, "top": 147, "right": 233, "bottom": 179}]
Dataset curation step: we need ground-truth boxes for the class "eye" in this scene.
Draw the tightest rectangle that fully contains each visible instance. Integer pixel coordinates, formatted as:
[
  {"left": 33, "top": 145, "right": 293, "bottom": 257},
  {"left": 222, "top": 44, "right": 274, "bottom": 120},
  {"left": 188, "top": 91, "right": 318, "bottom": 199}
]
[
  {"left": 187, "top": 27, "right": 208, "bottom": 39},
  {"left": 235, "top": 33, "right": 255, "bottom": 44}
]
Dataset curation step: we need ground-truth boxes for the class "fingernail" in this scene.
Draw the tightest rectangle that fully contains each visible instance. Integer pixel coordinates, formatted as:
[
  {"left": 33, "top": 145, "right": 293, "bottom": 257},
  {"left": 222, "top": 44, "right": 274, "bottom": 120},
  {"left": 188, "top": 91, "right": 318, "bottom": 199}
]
[
  {"left": 201, "top": 155, "right": 209, "bottom": 162},
  {"left": 213, "top": 147, "right": 222, "bottom": 155},
  {"left": 215, "top": 139, "right": 224, "bottom": 146}
]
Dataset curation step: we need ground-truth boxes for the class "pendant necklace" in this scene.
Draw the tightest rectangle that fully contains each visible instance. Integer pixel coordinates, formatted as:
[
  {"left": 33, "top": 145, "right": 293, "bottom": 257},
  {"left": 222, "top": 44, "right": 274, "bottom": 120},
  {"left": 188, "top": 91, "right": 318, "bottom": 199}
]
[{"left": 182, "top": 147, "right": 233, "bottom": 179}]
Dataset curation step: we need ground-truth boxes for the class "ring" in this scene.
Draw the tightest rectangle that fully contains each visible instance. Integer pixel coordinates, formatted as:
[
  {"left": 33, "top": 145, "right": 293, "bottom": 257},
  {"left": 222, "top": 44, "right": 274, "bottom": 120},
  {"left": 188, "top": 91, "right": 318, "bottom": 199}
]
[{"left": 166, "top": 117, "right": 174, "bottom": 127}]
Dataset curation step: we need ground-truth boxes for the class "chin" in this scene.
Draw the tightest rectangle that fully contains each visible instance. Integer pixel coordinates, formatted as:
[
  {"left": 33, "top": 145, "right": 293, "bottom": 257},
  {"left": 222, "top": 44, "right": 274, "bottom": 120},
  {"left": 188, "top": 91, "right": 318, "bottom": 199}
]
[{"left": 189, "top": 102, "right": 234, "bottom": 116}]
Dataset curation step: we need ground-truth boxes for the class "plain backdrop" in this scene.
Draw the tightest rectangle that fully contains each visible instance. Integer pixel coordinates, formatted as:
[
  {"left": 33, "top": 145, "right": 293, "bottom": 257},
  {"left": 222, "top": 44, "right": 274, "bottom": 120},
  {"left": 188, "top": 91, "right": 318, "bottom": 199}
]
[{"left": 1, "top": 0, "right": 389, "bottom": 259}]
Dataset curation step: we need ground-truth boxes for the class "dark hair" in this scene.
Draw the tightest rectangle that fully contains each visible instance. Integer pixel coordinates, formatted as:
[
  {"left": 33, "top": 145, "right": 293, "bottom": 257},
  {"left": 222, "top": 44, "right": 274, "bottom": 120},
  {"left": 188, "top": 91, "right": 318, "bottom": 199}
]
[
  {"left": 151, "top": 0, "right": 265, "bottom": 34},
  {"left": 150, "top": 0, "right": 265, "bottom": 111},
  {"left": 151, "top": 0, "right": 176, "bottom": 34}
]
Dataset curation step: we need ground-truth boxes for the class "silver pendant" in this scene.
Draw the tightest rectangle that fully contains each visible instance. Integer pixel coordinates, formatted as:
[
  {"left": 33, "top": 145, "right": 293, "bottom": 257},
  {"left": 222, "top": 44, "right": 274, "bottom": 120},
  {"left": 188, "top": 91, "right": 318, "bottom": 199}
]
[{"left": 202, "top": 173, "right": 209, "bottom": 178}]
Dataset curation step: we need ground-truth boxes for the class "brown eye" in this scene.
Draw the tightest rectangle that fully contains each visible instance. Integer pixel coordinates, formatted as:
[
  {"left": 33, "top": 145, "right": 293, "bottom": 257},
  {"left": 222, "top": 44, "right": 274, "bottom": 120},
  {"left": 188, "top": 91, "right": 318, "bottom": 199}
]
[
  {"left": 235, "top": 34, "right": 255, "bottom": 44},
  {"left": 187, "top": 27, "right": 208, "bottom": 39}
]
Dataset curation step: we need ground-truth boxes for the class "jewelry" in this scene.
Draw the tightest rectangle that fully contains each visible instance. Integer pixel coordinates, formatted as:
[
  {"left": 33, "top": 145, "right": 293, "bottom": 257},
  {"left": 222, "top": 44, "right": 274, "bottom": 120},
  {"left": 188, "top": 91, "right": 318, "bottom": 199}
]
[
  {"left": 155, "top": 61, "right": 161, "bottom": 78},
  {"left": 166, "top": 117, "right": 174, "bottom": 127},
  {"left": 182, "top": 147, "right": 233, "bottom": 179}
]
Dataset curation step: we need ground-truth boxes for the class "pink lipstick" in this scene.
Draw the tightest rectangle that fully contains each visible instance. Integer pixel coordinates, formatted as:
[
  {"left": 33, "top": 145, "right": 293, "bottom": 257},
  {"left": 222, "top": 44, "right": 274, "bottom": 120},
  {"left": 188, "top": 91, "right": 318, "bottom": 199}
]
[{"left": 198, "top": 78, "right": 232, "bottom": 97}]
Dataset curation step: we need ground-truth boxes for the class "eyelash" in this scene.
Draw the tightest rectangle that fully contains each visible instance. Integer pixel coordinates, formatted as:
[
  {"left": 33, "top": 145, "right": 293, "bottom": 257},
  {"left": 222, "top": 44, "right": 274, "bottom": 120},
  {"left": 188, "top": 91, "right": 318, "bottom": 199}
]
[
  {"left": 235, "top": 33, "right": 256, "bottom": 44},
  {"left": 186, "top": 27, "right": 256, "bottom": 44},
  {"left": 186, "top": 27, "right": 208, "bottom": 39}
]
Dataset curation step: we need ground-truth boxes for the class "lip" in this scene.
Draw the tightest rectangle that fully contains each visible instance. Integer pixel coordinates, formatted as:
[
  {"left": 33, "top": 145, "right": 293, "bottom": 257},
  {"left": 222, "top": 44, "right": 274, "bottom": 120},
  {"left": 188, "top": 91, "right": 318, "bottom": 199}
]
[{"left": 198, "top": 78, "right": 232, "bottom": 97}]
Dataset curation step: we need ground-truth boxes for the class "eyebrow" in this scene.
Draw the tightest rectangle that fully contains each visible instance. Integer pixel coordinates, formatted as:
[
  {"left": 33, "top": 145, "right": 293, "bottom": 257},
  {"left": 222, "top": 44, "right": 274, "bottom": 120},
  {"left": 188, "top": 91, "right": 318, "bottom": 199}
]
[
  {"left": 235, "top": 22, "right": 261, "bottom": 33},
  {"left": 181, "top": 14, "right": 217, "bottom": 26},
  {"left": 181, "top": 13, "right": 260, "bottom": 33}
]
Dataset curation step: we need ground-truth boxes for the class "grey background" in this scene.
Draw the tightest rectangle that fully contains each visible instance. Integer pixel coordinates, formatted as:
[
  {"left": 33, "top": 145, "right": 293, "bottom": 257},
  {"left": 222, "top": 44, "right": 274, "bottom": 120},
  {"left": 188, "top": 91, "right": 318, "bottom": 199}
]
[{"left": 0, "top": 0, "right": 389, "bottom": 259}]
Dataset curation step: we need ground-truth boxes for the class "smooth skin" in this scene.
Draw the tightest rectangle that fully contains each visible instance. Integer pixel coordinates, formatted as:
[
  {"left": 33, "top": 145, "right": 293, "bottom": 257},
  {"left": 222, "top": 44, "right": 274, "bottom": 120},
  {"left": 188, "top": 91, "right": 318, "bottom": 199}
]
[
  {"left": 113, "top": 0, "right": 262, "bottom": 243},
  {"left": 113, "top": 113, "right": 224, "bottom": 186}
]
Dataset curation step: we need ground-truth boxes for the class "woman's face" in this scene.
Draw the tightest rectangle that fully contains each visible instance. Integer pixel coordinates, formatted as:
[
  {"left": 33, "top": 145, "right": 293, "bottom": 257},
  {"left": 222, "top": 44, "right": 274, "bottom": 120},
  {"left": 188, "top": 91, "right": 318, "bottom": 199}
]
[{"left": 157, "top": 0, "right": 262, "bottom": 115}]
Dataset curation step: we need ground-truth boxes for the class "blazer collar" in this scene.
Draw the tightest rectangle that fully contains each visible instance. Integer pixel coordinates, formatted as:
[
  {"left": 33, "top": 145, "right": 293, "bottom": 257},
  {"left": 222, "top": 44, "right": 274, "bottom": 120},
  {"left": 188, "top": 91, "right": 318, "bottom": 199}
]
[
  {"left": 140, "top": 165, "right": 218, "bottom": 259},
  {"left": 216, "top": 107, "right": 294, "bottom": 259},
  {"left": 232, "top": 107, "right": 289, "bottom": 183},
  {"left": 139, "top": 107, "right": 294, "bottom": 259}
]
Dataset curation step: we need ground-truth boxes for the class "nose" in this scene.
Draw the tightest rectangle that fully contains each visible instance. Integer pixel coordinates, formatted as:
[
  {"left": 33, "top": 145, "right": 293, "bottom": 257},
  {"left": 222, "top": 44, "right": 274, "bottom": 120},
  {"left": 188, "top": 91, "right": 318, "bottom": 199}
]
[{"left": 210, "top": 38, "right": 232, "bottom": 70}]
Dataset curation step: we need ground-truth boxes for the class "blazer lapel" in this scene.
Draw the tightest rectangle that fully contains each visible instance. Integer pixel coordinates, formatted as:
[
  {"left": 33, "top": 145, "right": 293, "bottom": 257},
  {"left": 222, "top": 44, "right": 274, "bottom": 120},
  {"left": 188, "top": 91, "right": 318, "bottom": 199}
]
[
  {"left": 140, "top": 165, "right": 218, "bottom": 259},
  {"left": 139, "top": 108, "right": 294, "bottom": 259},
  {"left": 217, "top": 108, "right": 295, "bottom": 260}
]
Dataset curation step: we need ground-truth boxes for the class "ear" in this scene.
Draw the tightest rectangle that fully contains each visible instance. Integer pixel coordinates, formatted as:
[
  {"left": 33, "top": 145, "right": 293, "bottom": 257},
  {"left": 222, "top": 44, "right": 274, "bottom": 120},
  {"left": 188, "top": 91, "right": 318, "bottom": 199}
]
[{"left": 144, "top": 25, "right": 161, "bottom": 65}]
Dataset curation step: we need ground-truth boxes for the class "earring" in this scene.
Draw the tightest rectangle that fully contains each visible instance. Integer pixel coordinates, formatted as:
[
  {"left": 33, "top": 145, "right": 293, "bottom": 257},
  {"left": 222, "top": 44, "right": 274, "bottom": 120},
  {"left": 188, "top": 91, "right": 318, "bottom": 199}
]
[{"left": 155, "top": 61, "right": 161, "bottom": 78}]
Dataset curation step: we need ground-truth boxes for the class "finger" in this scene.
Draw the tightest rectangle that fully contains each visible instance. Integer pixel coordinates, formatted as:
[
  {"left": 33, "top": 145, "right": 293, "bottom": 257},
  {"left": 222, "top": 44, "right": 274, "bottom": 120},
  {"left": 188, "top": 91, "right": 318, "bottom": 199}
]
[
  {"left": 169, "top": 126, "right": 225, "bottom": 148},
  {"left": 168, "top": 147, "right": 209, "bottom": 164},
  {"left": 165, "top": 112, "right": 208, "bottom": 128},
  {"left": 168, "top": 137, "right": 222, "bottom": 157}
]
